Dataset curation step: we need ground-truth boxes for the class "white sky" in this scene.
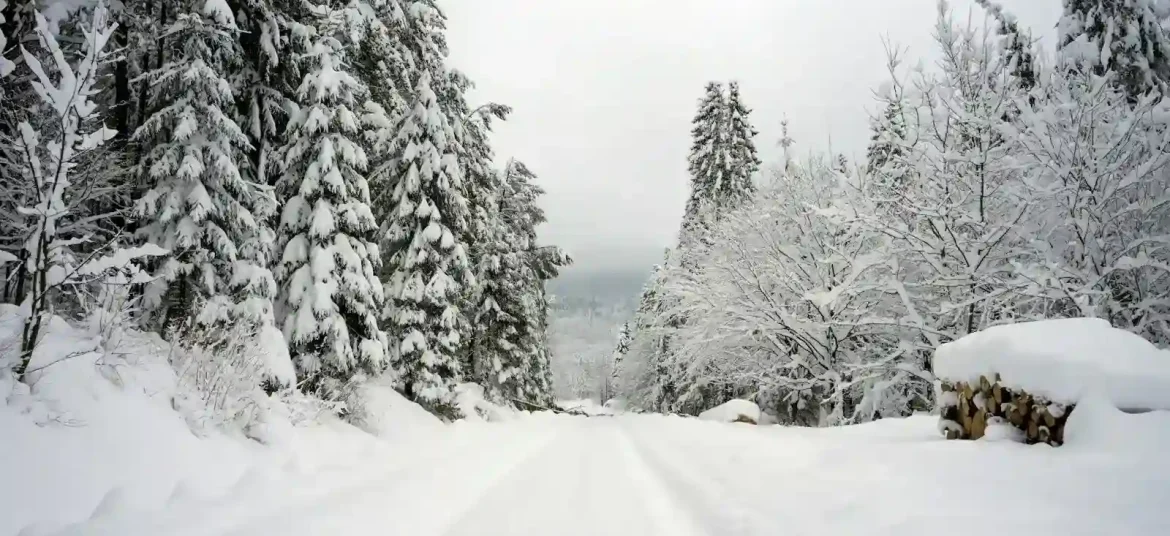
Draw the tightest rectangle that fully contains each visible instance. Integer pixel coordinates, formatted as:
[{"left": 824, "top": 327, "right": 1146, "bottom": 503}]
[{"left": 445, "top": 0, "right": 1061, "bottom": 275}]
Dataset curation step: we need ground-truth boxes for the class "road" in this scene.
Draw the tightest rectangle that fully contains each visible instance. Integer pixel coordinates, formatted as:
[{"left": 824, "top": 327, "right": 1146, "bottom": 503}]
[{"left": 45, "top": 412, "right": 1170, "bottom": 536}]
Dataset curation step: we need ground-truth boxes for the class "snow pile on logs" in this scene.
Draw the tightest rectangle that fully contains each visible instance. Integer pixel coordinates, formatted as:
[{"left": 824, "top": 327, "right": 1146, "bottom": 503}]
[
  {"left": 698, "top": 399, "right": 761, "bottom": 424},
  {"left": 933, "top": 318, "right": 1170, "bottom": 446}
]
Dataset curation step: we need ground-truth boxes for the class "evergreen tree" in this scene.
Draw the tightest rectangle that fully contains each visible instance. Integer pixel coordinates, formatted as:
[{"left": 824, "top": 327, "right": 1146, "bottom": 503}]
[
  {"left": 607, "top": 321, "right": 631, "bottom": 399},
  {"left": 1059, "top": 0, "right": 1170, "bottom": 100},
  {"left": 679, "top": 82, "right": 727, "bottom": 251},
  {"left": 975, "top": 0, "right": 1037, "bottom": 91},
  {"left": 864, "top": 101, "right": 906, "bottom": 177},
  {"left": 499, "top": 160, "right": 570, "bottom": 407},
  {"left": 275, "top": 1, "right": 386, "bottom": 398},
  {"left": 134, "top": 0, "right": 277, "bottom": 331},
  {"left": 723, "top": 81, "right": 760, "bottom": 203},
  {"left": 380, "top": 70, "right": 473, "bottom": 416}
]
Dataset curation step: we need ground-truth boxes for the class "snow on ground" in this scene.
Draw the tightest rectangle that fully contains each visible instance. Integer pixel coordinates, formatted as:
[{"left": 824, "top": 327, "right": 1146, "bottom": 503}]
[
  {"left": 4, "top": 309, "right": 1169, "bottom": 535},
  {"left": 934, "top": 317, "right": 1170, "bottom": 409},
  {"left": 697, "top": 399, "right": 761, "bottom": 424},
  {"left": 0, "top": 307, "right": 443, "bottom": 536},
  {"left": 16, "top": 409, "right": 1170, "bottom": 536}
]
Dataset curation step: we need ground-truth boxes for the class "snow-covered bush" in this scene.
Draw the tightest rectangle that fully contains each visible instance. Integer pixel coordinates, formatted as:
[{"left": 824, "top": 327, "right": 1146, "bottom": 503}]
[{"left": 168, "top": 321, "right": 295, "bottom": 436}]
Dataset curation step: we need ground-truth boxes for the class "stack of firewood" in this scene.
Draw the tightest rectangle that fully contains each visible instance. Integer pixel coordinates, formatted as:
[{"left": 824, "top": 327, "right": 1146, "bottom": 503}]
[{"left": 938, "top": 374, "right": 1072, "bottom": 446}]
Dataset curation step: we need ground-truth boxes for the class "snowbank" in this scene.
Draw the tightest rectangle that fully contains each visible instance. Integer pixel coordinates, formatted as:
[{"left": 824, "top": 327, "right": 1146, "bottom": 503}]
[
  {"left": 698, "top": 399, "right": 761, "bottom": 424},
  {"left": 453, "top": 383, "right": 525, "bottom": 422},
  {"left": 0, "top": 307, "right": 442, "bottom": 535},
  {"left": 357, "top": 376, "right": 444, "bottom": 441},
  {"left": 934, "top": 318, "right": 1170, "bottom": 409}
]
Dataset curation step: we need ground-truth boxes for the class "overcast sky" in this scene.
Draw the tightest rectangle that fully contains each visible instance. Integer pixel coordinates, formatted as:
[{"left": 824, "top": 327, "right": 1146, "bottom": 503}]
[{"left": 445, "top": 0, "right": 1062, "bottom": 275}]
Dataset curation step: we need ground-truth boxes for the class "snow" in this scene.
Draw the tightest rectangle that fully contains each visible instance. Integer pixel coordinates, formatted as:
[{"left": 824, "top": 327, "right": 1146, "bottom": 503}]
[
  {"left": 0, "top": 307, "right": 443, "bottom": 536},
  {"left": 6, "top": 309, "right": 1170, "bottom": 536},
  {"left": 934, "top": 318, "right": 1170, "bottom": 409},
  {"left": 697, "top": 399, "right": 761, "bottom": 424},
  {"left": 11, "top": 408, "right": 1170, "bottom": 536},
  {"left": 357, "top": 376, "right": 444, "bottom": 442},
  {"left": 257, "top": 324, "right": 295, "bottom": 386}
]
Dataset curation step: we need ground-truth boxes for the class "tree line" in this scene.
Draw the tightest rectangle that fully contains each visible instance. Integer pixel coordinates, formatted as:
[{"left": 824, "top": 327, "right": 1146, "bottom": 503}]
[
  {"left": 614, "top": 0, "right": 1170, "bottom": 425},
  {"left": 0, "top": 0, "right": 567, "bottom": 418}
]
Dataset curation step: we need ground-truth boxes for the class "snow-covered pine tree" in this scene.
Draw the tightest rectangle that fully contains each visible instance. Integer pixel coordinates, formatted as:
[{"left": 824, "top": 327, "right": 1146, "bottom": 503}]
[
  {"left": 1059, "top": 0, "right": 1170, "bottom": 100},
  {"left": 723, "top": 81, "right": 760, "bottom": 203},
  {"left": 606, "top": 321, "right": 631, "bottom": 400},
  {"left": 276, "top": 1, "right": 386, "bottom": 399},
  {"left": 434, "top": 71, "right": 513, "bottom": 387},
  {"left": 619, "top": 255, "right": 678, "bottom": 411},
  {"left": 679, "top": 82, "right": 727, "bottom": 253},
  {"left": 498, "top": 159, "right": 570, "bottom": 407},
  {"left": 235, "top": 0, "right": 292, "bottom": 192},
  {"left": 134, "top": 0, "right": 278, "bottom": 335},
  {"left": 975, "top": 0, "right": 1037, "bottom": 91},
  {"left": 379, "top": 69, "right": 473, "bottom": 416}
]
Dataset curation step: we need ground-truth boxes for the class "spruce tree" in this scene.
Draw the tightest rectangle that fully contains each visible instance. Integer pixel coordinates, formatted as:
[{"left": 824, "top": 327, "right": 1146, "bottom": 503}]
[
  {"left": 134, "top": 0, "right": 277, "bottom": 331},
  {"left": 679, "top": 82, "right": 727, "bottom": 251},
  {"left": 975, "top": 0, "right": 1037, "bottom": 91},
  {"left": 275, "top": 2, "right": 386, "bottom": 398},
  {"left": 1059, "top": 0, "right": 1170, "bottom": 100},
  {"left": 381, "top": 70, "right": 473, "bottom": 416},
  {"left": 723, "top": 81, "right": 760, "bottom": 205},
  {"left": 495, "top": 160, "right": 570, "bottom": 407}
]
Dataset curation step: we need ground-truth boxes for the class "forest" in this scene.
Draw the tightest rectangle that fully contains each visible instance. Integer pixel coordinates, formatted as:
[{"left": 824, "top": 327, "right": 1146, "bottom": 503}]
[
  {"left": 0, "top": 0, "right": 568, "bottom": 419},
  {"left": 613, "top": 0, "right": 1170, "bottom": 425}
]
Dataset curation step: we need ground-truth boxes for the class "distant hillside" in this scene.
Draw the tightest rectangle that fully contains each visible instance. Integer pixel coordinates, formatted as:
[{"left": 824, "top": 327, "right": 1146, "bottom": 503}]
[{"left": 546, "top": 266, "right": 652, "bottom": 399}]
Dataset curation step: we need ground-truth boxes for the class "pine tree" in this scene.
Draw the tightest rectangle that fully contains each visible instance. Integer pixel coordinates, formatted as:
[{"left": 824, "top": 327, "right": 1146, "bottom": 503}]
[
  {"left": 723, "top": 81, "right": 760, "bottom": 203},
  {"left": 679, "top": 82, "right": 727, "bottom": 251},
  {"left": 275, "top": 1, "right": 386, "bottom": 399},
  {"left": 975, "top": 0, "right": 1037, "bottom": 91},
  {"left": 864, "top": 100, "right": 906, "bottom": 177},
  {"left": 1059, "top": 0, "right": 1170, "bottom": 100},
  {"left": 607, "top": 321, "right": 631, "bottom": 399},
  {"left": 134, "top": 0, "right": 277, "bottom": 331},
  {"left": 235, "top": 0, "right": 293, "bottom": 191},
  {"left": 380, "top": 70, "right": 473, "bottom": 416},
  {"left": 498, "top": 160, "right": 570, "bottom": 407}
]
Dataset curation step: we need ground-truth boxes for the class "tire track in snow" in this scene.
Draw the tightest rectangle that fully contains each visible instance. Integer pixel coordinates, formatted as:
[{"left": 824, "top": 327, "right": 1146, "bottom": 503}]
[
  {"left": 619, "top": 417, "right": 778, "bottom": 536},
  {"left": 438, "top": 418, "right": 708, "bottom": 536}
]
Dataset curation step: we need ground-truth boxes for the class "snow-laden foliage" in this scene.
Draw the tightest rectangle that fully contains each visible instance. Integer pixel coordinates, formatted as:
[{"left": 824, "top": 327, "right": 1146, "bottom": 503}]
[
  {"left": 6, "top": 4, "right": 164, "bottom": 379},
  {"left": 619, "top": 0, "right": 1170, "bottom": 425},
  {"left": 275, "top": 2, "right": 386, "bottom": 399},
  {"left": 1059, "top": 0, "right": 1170, "bottom": 101},
  {"left": 377, "top": 69, "right": 472, "bottom": 417},
  {"left": 135, "top": 0, "right": 278, "bottom": 332},
  {"left": 1007, "top": 65, "right": 1170, "bottom": 346},
  {"left": 0, "top": 0, "right": 564, "bottom": 422},
  {"left": 628, "top": 159, "right": 928, "bottom": 424},
  {"left": 472, "top": 161, "right": 570, "bottom": 408}
]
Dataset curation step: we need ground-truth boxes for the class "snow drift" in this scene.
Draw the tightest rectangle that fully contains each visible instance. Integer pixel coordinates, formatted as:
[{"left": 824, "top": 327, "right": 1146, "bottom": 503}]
[
  {"left": 0, "top": 306, "right": 440, "bottom": 535},
  {"left": 698, "top": 399, "right": 761, "bottom": 424}
]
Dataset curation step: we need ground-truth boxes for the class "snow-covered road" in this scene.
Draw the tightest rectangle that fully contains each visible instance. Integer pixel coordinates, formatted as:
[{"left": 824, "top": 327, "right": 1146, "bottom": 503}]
[{"left": 45, "top": 411, "right": 1170, "bottom": 536}]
